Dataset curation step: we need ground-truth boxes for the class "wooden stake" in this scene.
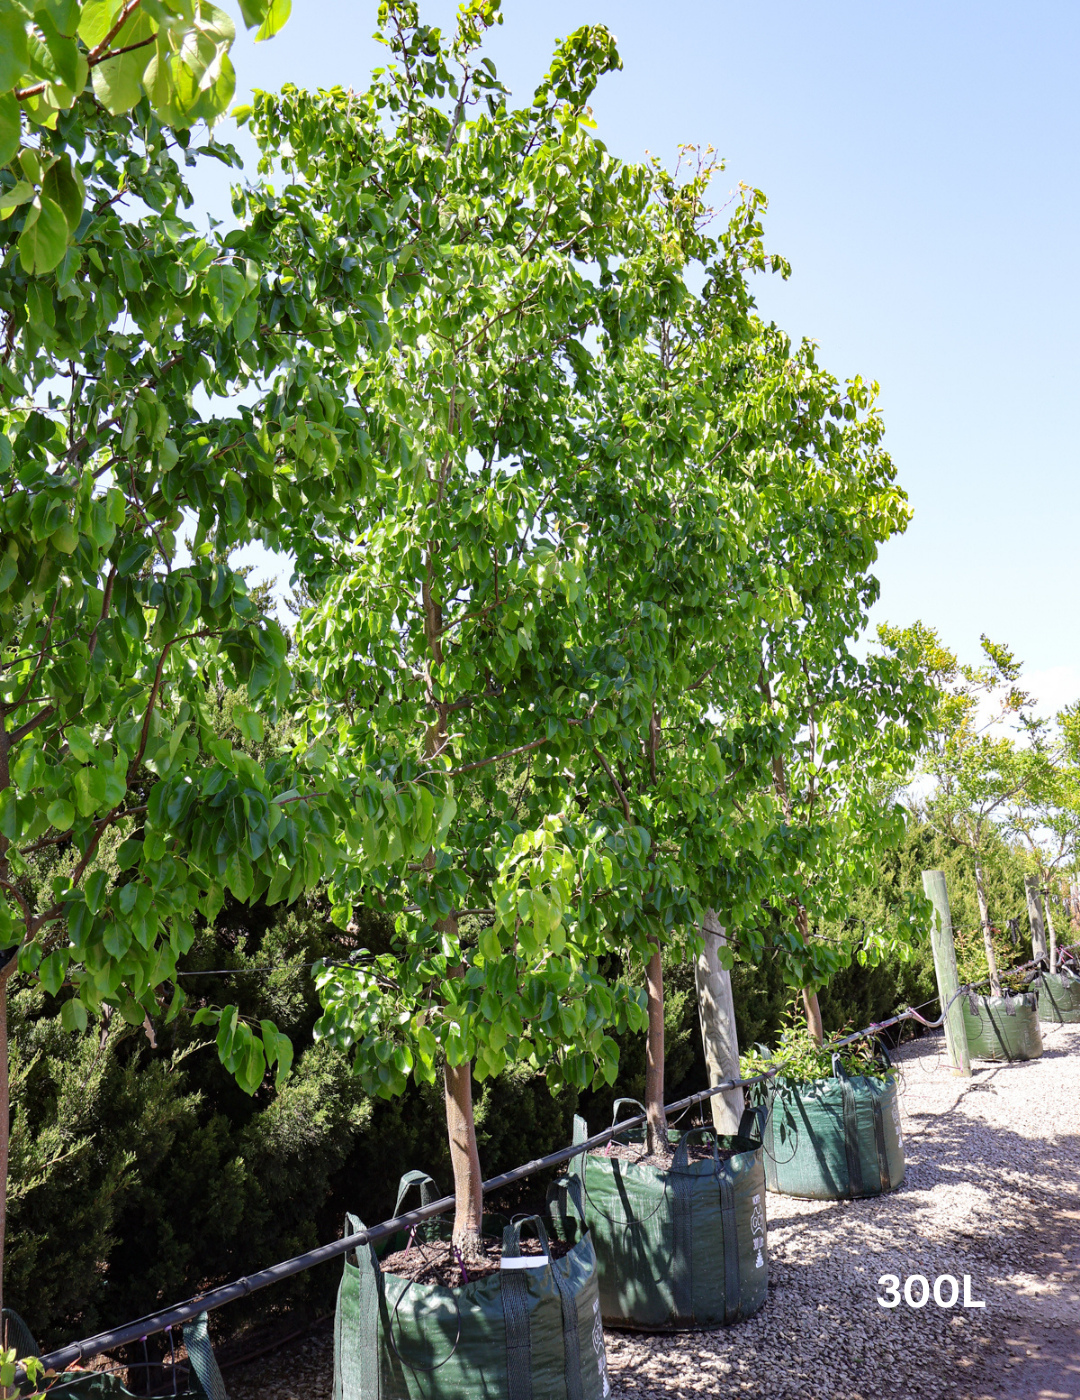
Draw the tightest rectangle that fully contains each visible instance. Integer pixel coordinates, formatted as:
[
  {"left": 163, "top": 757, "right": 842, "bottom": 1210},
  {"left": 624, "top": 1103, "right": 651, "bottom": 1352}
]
[
  {"left": 1024, "top": 875, "right": 1048, "bottom": 965},
  {"left": 922, "top": 870, "right": 971, "bottom": 1077},
  {"left": 694, "top": 913, "right": 745, "bottom": 1135}
]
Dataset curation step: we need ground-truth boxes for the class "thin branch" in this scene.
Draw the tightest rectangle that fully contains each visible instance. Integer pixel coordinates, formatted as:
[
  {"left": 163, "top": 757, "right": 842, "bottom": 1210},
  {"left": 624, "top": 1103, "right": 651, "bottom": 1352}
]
[
  {"left": 87, "top": 0, "right": 143, "bottom": 60},
  {"left": 4, "top": 589, "right": 59, "bottom": 716},
  {"left": 8, "top": 704, "right": 56, "bottom": 747},
  {"left": 593, "top": 748, "right": 631, "bottom": 821},
  {"left": 131, "top": 630, "right": 219, "bottom": 774},
  {"left": 444, "top": 737, "right": 550, "bottom": 777},
  {"left": 0, "top": 879, "right": 32, "bottom": 927}
]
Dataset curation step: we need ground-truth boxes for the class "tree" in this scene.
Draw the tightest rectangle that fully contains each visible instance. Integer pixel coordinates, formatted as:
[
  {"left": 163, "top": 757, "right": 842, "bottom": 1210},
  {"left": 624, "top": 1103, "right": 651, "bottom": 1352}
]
[
  {"left": 250, "top": 2, "right": 935, "bottom": 1243},
  {"left": 1005, "top": 702, "right": 1080, "bottom": 969},
  {"left": 883, "top": 625, "right": 1050, "bottom": 993},
  {"left": 242, "top": 0, "right": 694, "bottom": 1254},
  {"left": 0, "top": 0, "right": 442, "bottom": 1329}
]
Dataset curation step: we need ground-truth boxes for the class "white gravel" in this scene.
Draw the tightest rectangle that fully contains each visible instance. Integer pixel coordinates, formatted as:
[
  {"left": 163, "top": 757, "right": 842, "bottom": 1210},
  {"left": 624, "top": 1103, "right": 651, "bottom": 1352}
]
[{"left": 226, "top": 1024, "right": 1080, "bottom": 1400}]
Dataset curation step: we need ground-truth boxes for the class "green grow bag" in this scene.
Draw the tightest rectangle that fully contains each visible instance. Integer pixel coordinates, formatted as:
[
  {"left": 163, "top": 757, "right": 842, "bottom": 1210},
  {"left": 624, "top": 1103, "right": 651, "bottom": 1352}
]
[
  {"left": 761, "top": 1051, "right": 905, "bottom": 1201},
  {"left": 570, "top": 1100, "right": 769, "bottom": 1332},
  {"left": 962, "top": 990, "right": 1043, "bottom": 1060},
  {"left": 333, "top": 1171, "right": 609, "bottom": 1400},
  {"left": 1036, "top": 970, "right": 1080, "bottom": 1024},
  {"left": 4, "top": 1309, "right": 226, "bottom": 1399}
]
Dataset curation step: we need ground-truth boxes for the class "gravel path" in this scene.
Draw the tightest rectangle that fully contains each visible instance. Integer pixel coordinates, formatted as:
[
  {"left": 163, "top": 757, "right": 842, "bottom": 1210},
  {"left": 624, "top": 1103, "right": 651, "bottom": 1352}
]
[{"left": 226, "top": 1024, "right": 1080, "bottom": 1400}]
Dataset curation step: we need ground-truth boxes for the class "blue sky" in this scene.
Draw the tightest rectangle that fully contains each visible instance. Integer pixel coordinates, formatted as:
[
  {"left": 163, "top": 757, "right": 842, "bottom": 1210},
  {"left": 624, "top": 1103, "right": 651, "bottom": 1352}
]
[{"left": 195, "top": 0, "right": 1080, "bottom": 715}]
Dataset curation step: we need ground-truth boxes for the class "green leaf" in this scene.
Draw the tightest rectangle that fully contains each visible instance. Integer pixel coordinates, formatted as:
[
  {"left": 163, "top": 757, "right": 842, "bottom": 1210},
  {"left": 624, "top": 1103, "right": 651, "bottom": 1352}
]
[
  {"left": 0, "top": 181, "right": 35, "bottom": 220},
  {"left": 232, "top": 704, "right": 263, "bottom": 742},
  {"left": 66, "top": 725, "right": 94, "bottom": 761},
  {"left": 0, "top": 3, "right": 30, "bottom": 91},
  {"left": 192, "top": 1007, "right": 221, "bottom": 1026},
  {"left": 271, "top": 1032, "right": 293, "bottom": 1088},
  {"left": 254, "top": 0, "right": 289, "bottom": 40},
  {"left": 41, "top": 151, "right": 84, "bottom": 233},
  {"left": 18, "top": 194, "right": 70, "bottom": 276},
  {"left": 236, "top": 1036, "right": 266, "bottom": 1095},
  {"left": 38, "top": 0, "right": 80, "bottom": 35},
  {"left": 204, "top": 263, "right": 247, "bottom": 326},
  {"left": 27, "top": 10, "right": 80, "bottom": 90},
  {"left": 47, "top": 797, "right": 74, "bottom": 830},
  {"left": 90, "top": 7, "right": 156, "bottom": 114},
  {"left": 61, "top": 997, "right": 88, "bottom": 1032},
  {"left": 0, "top": 93, "right": 20, "bottom": 167}
]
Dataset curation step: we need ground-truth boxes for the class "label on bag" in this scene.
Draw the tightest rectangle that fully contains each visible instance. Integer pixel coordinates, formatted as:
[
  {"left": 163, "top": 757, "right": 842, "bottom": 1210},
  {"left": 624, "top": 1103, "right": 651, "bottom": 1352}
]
[{"left": 500, "top": 1255, "right": 549, "bottom": 1269}]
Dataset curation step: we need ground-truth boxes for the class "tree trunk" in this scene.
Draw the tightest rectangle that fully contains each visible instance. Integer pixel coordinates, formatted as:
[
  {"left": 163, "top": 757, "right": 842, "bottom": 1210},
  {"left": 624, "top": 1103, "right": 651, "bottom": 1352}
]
[
  {"left": 694, "top": 914, "right": 744, "bottom": 1134},
  {"left": 1044, "top": 889, "right": 1058, "bottom": 974},
  {"left": 644, "top": 940, "right": 667, "bottom": 1157},
  {"left": 443, "top": 1057, "right": 484, "bottom": 1260},
  {"left": 802, "top": 987, "right": 824, "bottom": 1046},
  {"left": 793, "top": 904, "right": 824, "bottom": 1046},
  {"left": 973, "top": 858, "right": 1001, "bottom": 994},
  {"left": 1024, "top": 875, "right": 1048, "bottom": 965}
]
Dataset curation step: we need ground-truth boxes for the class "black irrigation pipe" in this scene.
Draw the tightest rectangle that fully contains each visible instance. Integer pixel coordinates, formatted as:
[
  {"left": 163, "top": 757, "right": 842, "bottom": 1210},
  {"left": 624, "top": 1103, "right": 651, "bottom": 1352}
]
[
  {"left": 29, "top": 1065, "right": 779, "bottom": 1378},
  {"left": 26, "top": 959, "right": 1068, "bottom": 1381}
]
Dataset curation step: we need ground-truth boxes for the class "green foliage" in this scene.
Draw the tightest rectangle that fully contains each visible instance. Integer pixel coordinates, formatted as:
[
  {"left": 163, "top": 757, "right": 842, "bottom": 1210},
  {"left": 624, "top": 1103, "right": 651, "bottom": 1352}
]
[
  {"left": 0, "top": 0, "right": 291, "bottom": 274},
  {"left": 7, "top": 896, "right": 376, "bottom": 1348},
  {"left": 1, "top": 47, "right": 445, "bottom": 1108},
  {"left": 740, "top": 1021, "right": 893, "bottom": 1087},
  {"left": 226, "top": 1, "right": 928, "bottom": 1124}
]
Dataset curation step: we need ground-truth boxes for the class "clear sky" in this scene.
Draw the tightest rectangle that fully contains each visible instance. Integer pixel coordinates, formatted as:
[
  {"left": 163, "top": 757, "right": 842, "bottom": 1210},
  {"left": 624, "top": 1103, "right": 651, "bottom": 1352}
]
[{"left": 193, "top": 0, "right": 1080, "bottom": 715}]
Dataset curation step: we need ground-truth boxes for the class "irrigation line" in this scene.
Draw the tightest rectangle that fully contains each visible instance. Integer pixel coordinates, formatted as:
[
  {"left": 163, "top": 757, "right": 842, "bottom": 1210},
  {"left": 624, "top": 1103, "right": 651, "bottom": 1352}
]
[
  {"left": 23, "top": 965, "right": 1057, "bottom": 1381},
  {"left": 30, "top": 1066, "right": 780, "bottom": 1377}
]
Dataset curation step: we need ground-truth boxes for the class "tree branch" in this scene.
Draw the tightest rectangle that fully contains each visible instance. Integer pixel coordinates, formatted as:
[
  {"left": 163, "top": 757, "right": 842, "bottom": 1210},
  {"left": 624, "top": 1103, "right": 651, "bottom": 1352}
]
[
  {"left": 444, "top": 737, "right": 550, "bottom": 777},
  {"left": 593, "top": 748, "right": 631, "bottom": 821}
]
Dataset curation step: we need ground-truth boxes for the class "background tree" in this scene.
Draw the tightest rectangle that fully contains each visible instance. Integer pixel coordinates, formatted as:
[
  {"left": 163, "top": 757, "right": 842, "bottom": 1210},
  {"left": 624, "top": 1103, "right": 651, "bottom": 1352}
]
[
  {"left": 883, "top": 625, "right": 1050, "bottom": 993},
  {"left": 1005, "top": 703, "right": 1080, "bottom": 966}
]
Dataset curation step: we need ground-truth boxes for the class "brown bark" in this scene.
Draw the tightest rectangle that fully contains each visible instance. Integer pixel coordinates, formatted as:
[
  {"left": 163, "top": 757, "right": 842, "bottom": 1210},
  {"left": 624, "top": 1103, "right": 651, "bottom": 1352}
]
[
  {"left": 973, "top": 859, "right": 1001, "bottom": 994},
  {"left": 443, "top": 1055, "right": 484, "bottom": 1260},
  {"left": 802, "top": 986, "right": 824, "bottom": 1046},
  {"left": 644, "top": 940, "right": 667, "bottom": 1157},
  {"left": 422, "top": 545, "right": 485, "bottom": 1253},
  {"left": 794, "top": 906, "right": 823, "bottom": 1045}
]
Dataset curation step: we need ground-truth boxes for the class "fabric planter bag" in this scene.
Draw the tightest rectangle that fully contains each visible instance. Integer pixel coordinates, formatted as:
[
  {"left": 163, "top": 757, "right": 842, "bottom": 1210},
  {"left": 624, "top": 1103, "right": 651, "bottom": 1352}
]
[
  {"left": 1035, "top": 970, "right": 1080, "bottom": 1024},
  {"left": 333, "top": 1171, "right": 610, "bottom": 1400},
  {"left": 761, "top": 1051, "right": 905, "bottom": 1201},
  {"left": 569, "top": 1101, "right": 769, "bottom": 1332},
  {"left": 962, "top": 990, "right": 1044, "bottom": 1060},
  {"left": 4, "top": 1309, "right": 226, "bottom": 1400}
]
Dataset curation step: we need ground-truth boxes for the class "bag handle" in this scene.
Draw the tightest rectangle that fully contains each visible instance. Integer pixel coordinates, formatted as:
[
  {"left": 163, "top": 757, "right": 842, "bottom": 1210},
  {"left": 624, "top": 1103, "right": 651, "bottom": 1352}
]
[
  {"left": 393, "top": 1169, "right": 439, "bottom": 1221},
  {"left": 611, "top": 1097, "right": 647, "bottom": 1129},
  {"left": 501, "top": 1214, "right": 551, "bottom": 1269},
  {"left": 831, "top": 1053, "right": 850, "bottom": 1081},
  {"left": 737, "top": 1103, "right": 768, "bottom": 1145},
  {"left": 672, "top": 1125, "right": 720, "bottom": 1173},
  {"left": 546, "top": 1174, "right": 588, "bottom": 1232},
  {"left": 182, "top": 1311, "right": 227, "bottom": 1400}
]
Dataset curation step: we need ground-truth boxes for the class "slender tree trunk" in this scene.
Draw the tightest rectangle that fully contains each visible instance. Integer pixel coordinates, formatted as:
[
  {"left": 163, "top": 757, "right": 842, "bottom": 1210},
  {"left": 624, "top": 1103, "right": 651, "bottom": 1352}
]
[
  {"left": 421, "top": 554, "right": 485, "bottom": 1257},
  {"left": 443, "top": 1056, "right": 484, "bottom": 1260},
  {"left": 802, "top": 987, "right": 824, "bottom": 1046},
  {"left": 973, "top": 858, "right": 1001, "bottom": 994},
  {"left": 644, "top": 940, "right": 667, "bottom": 1158},
  {"left": 795, "top": 906, "right": 824, "bottom": 1045},
  {"left": 1044, "top": 890, "right": 1058, "bottom": 974}
]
